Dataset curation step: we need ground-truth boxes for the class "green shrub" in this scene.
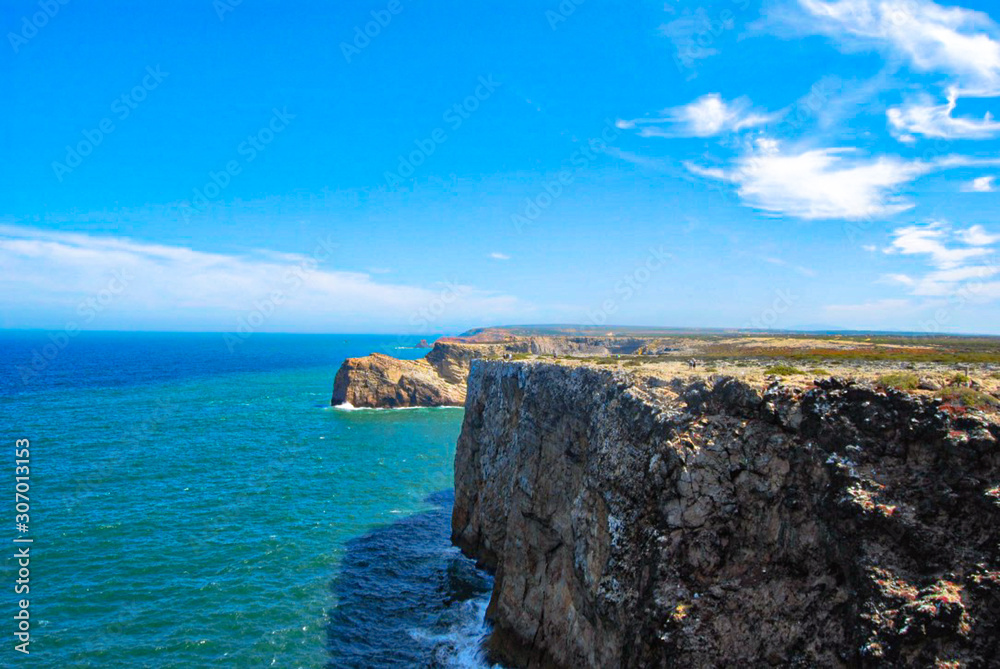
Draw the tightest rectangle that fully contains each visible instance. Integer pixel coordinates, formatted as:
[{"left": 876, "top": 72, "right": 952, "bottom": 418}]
[
  {"left": 949, "top": 372, "right": 971, "bottom": 385},
  {"left": 877, "top": 372, "right": 920, "bottom": 390},
  {"left": 765, "top": 364, "right": 803, "bottom": 376},
  {"left": 938, "top": 388, "right": 998, "bottom": 409},
  {"left": 809, "top": 368, "right": 831, "bottom": 376}
]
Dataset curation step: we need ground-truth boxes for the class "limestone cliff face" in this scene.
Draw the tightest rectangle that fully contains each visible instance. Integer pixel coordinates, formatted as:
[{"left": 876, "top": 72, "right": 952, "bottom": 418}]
[
  {"left": 330, "top": 353, "right": 465, "bottom": 407},
  {"left": 452, "top": 361, "right": 1000, "bottom": 668}
]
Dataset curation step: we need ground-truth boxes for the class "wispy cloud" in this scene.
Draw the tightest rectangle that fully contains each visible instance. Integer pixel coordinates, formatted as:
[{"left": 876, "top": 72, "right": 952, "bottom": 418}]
[
  {"left": 888, "top": 89, "right": 1000, "bottom": 140},
  {"left": 762, "top": 256, "right": 817, "bottom": 277},
  {"left": 957, "top": 224, "right": 1000, "bottom": 245},
  {"left": 792, "top": 0, "right": 1000, "bottom": 148},
  {"left": 963, "top": 175, "right": 997, "bottom": 192},
  {"left": 489, "top": 252, "right": 510, "bottom": 260},
  {"left": 886, "top": 222, "right": 993, "bottom": 267},
  {"left": 881, "top": 222, "right": 1000, "bottom": 297},
  {"left": 0, "top": 226, "right": 524, "bottom": 331},
  {"left": 686, "top": 144, "right": 1000, "bottom": 220},
  {"left": 617, "top": 94, "right": 777, "bottom": 138},
  {"left": 794, "top": 0, "right": 1000, "bottom": 95},
  {"left": 880, "top": 273, "right": 916, "bottom": 286},
  {"left": 660, "top": 9, "right": 730, "bottom": 71}
]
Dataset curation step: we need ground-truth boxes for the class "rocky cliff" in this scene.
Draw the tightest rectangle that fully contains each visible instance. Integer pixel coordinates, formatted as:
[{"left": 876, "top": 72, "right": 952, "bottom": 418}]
[
  {"left": 452, "top": 361, "right": 1000, "bottom": 668},
  {"left": 330, "top": 353, "right": 465, "bottom": 407},
  {"left": 331, "top": 337, "right": 652, "bottom": 408}
]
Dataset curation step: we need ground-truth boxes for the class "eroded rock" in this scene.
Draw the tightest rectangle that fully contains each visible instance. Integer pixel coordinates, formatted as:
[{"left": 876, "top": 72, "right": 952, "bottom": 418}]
[
  {"left": 330, "top": 353, "right": 465, "bottom": 407},
  {"left": 452, "top": 361, "right": 1000, "bottom": 668}
]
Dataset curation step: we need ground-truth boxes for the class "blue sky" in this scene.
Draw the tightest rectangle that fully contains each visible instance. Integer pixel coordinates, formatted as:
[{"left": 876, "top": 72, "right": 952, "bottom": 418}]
[{"left": 3, "top": 0, "right": 1000, "bottom": 334}]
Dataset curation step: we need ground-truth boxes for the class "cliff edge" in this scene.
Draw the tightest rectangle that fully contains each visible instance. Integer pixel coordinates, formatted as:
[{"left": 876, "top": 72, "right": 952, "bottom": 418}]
[
  {"left": 452, "top": 360, "right": 1000, "bottom": 668},
  {"left": 330, "top": 336, "right": 653, "bottom": 408}
]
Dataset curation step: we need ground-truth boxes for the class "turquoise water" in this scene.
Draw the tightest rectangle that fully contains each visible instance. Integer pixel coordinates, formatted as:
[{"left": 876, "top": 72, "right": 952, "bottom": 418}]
[{"left": 0, "top": 332, "right": 493, "bottom": 668}]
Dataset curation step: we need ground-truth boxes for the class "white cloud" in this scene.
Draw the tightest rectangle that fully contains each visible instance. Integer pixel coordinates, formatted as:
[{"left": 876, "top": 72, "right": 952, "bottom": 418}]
[
  {"left": 794, "top": 0, "right": 1000, "bottom": 144},
  {"left": 888, "top": 89, "right": 1000, "bottom": 139},
  {"left": 688, "top": 145, "right": 926, "bottom": 219},
  {"left": 887, "top": 222, "right": 992, "bottom": 268},
  {"left": 880, "top": 222, "right": 1000, "bottom": 298},
  {"left": 881, "top": 273, "right": 915, "bottom": 286},
  {"left": 687, "top": 145, "right": 1000, "bottom": 220},
  {"left": 618, "top": 94, "right": 777, "bottom": 138},
  {"left": 911, "top": 266, "right": 1000, "bottom": 296},
  {"left": 957, "top": 224, "right": 1000, "bottom": 245},
  {"left": 0, "top": 226, "right": 524, "bottom": 331},
  {"left": 489, "top": 252, "right": 510, "bottom": 260},
  {"left": 963, "top": 175, "right": 997, "bottom": 192},
  {"left": 796, "top": 0, "right": 1000, "bottom": 95}
]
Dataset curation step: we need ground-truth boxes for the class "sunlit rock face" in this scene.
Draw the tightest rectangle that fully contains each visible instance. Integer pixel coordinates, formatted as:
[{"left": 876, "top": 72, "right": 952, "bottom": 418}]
[{"left": 331, "top": 353, "right": 466, "bottom": 408}]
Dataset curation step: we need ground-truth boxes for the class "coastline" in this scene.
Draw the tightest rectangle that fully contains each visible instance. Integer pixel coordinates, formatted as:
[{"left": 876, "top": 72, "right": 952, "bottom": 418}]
[{"left": 330, "top": 403, "right": 465, "bottom": 412}]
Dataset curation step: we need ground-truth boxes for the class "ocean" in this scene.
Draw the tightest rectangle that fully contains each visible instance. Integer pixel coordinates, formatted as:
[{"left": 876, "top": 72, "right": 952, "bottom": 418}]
[{"left": 0, "top": 331, "right": 496, "bottom": 668}]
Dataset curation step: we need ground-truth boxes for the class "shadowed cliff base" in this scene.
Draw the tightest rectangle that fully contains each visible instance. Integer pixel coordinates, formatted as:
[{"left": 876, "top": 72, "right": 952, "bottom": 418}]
[
  {"left": 452, "top": 361, "right": 1000, "bottom": 668},
  {"left": 325, "top": 490, "right": 498, "bottom": 668}
]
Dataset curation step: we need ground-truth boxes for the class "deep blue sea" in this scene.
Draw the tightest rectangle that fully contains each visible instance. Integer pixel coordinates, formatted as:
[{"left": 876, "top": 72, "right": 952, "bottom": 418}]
[{"left": 0, "top": 331, "right": 495, "bottom": 668}]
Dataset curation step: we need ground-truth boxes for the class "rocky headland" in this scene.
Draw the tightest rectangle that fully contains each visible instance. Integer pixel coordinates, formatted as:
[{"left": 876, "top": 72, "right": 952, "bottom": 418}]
[
  {"left": 451, "top": 359, "right": 1000, "bottom": 668},
  {"left": 330, "top": 352, "right": 466, "bottom": 408},
  {"left": 331, "top": 329, "right": 1000, "bottom": 410},
  {"left": 330, "top": 335, "right": 654, "bottom": 408}
]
